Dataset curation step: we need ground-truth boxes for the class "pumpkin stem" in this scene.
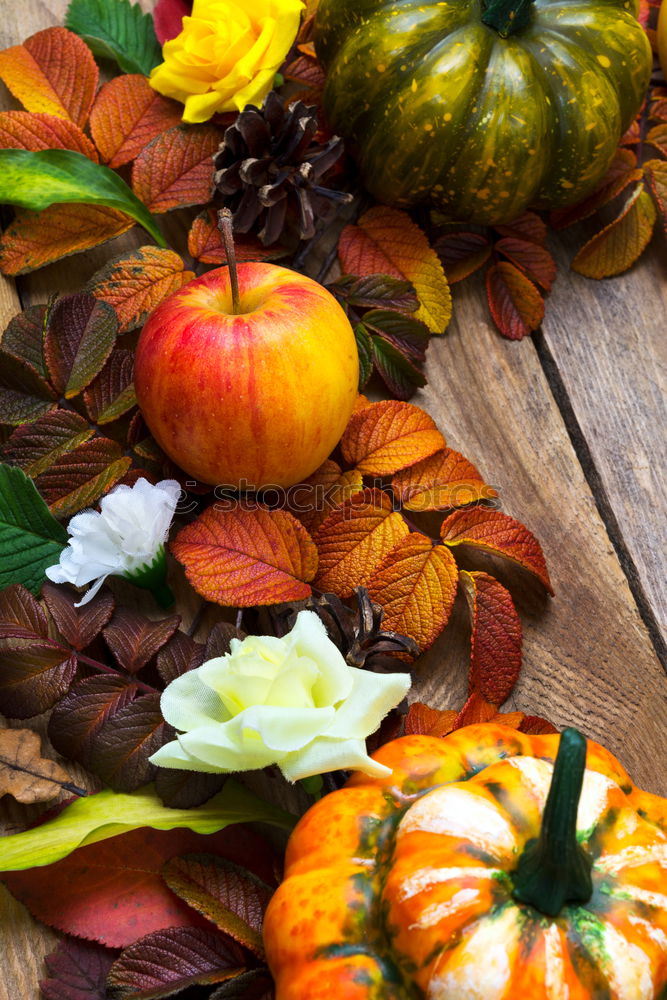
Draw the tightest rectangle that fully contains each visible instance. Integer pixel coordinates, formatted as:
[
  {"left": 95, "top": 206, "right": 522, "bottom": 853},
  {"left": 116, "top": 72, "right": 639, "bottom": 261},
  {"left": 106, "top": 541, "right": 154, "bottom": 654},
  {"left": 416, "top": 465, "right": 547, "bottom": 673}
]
[
  {"left": 512, "top": 728, "right": 593, "bottom": 917},
  {"left": 481, "top": 0, "right": 534, "bottom": 37}
]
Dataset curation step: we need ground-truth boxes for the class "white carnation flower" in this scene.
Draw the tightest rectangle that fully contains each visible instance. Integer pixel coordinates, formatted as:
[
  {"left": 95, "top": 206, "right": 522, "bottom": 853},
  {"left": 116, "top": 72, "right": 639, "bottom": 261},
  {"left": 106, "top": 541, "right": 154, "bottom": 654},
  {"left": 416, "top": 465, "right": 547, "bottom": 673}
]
[
  {"left": 150, "top": 610, "right": 411, "bottom": 781},
  {"left": 45, "top": 478, "right": 181, "bottom": 606}
]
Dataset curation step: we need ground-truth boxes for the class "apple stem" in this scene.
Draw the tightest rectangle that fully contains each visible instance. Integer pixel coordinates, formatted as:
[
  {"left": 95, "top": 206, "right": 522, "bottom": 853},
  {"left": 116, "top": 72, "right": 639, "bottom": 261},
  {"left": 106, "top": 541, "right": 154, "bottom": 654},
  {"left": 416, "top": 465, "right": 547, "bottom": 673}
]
[{"left": 218, "top": 208, "right": 241, "bottom": 314}]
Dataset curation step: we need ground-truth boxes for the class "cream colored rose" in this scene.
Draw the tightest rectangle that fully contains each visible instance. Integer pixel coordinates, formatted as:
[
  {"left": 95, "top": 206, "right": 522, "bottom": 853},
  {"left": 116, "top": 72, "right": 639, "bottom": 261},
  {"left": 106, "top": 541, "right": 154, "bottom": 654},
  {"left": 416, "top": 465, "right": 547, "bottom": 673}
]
[
  {"left": 149, "top": 0, "right": 305, "bottom": 123},
  {"left": 150, "top": 611, "right": 410, "bottom": 781}
]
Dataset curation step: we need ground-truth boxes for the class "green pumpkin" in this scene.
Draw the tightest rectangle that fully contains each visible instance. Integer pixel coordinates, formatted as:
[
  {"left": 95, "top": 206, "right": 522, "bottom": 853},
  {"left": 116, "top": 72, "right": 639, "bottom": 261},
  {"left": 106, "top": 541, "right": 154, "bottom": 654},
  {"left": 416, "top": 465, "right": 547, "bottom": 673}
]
[{"left": 314, "top": 0, "right": 652, "bottom": 224}]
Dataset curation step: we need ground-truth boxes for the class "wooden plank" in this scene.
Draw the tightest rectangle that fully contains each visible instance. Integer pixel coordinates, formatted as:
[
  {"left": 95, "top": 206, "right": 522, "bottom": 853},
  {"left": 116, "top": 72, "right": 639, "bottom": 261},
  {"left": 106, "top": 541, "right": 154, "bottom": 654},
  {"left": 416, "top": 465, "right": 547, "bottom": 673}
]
[{"left": 542, "top": 227, "right": 667, "bottom": 648}]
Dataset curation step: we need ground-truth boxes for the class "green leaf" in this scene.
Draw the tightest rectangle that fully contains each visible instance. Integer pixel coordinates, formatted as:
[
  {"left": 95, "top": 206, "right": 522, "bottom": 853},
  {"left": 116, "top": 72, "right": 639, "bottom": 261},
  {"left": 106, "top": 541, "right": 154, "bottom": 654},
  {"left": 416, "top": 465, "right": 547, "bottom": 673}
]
[
  {"left": 65, "top": 0, "right": 163, "bottom": 76},
  {"left": 0, "top": 779, "right": 295, "bottom": 871},
  {"left": 0, "top": 463, "right": 67, "bottom": 595},
  {"left": 371, "top": 336, "right": 426, "bottom": 401},
  {"left": 0, "top": 149, "right": 166, "bottom": 248}
]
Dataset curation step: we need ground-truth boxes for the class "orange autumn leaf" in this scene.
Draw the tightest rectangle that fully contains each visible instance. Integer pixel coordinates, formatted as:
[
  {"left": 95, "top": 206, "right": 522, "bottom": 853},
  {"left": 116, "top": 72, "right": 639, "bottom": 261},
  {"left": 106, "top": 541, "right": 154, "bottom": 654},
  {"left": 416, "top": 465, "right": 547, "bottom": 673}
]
[
  {"left": 341, "top": 400, "right": 445, "bottom": 476},
  {"left": 171, "top": 507, "right": 318, "bottom": 607},
  {"left": 440, "top": 507, "right": 553, "bottom": 594},
  {"left": 89, "top": 75, "right": 183, "bottom": 169},
  {"left": 572, "top": 185, "right": 657, "bottom": 279},
  {"left": 367, "top": 533, "right": 459, "bottom": 653},
  {"left": 0, "top": 27, "right": 98, "bottom": 129},
  {"left": 403, "top": 698, "right": 556, "bottom": 738},
  {"left": 644, "top": 159, "right": 667, "bottom": 235},
  {"left": 403, "top": 702, "right": 458, "bottom": 737},
  {"left": 86, "top": 246, "right": 195, "bottom": 334},
  {"left": 132, "top": 125, "right": 221, "bottom": 213},
  {"left": 313, "top": 488, "right": 409, "bottom": 597},
  {"left": 0, "top": 111, "right": 98, "bottom": 160},
  {"left": 486, "top": 261, "right": 544, "bottom": 340},
  {"left": 188, "top": 209, "right": 289, "bottom": 264},
  {"left": 289, "top": 460, "right": 363, "bottom": 534},
  {"left": 338, "top": 206, "right": 451, "bottom": 334},
  {"left": 460, "top": 570, "right": 522, "bottom": 706},
  {"left": 392, "top": 447, "right": 496, "bottom": 512},
  {"left": 550, "top": 149, "right": 642, "bottom": 229},
  {"left": 0, "top": 204, "right": 134, "bottom": 276}
]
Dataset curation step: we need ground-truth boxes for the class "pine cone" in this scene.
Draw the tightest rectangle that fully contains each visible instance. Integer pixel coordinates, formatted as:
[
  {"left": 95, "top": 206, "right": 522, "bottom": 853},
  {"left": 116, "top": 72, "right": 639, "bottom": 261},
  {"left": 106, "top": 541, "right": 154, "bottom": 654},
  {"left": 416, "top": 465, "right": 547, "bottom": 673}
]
[{"left": 213, "top": 91, "right": 353, "bottom": 246}]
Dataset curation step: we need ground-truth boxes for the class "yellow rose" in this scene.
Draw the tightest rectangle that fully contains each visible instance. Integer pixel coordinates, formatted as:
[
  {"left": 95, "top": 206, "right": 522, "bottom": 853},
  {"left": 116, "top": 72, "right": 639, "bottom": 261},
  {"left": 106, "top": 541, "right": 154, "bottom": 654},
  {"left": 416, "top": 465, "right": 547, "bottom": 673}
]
[
  {"left": 149, "top": 0, "right": 305, "bottom": 124},
  {"left": 149, "top": 611, "right": 411, "bottom": 781}
]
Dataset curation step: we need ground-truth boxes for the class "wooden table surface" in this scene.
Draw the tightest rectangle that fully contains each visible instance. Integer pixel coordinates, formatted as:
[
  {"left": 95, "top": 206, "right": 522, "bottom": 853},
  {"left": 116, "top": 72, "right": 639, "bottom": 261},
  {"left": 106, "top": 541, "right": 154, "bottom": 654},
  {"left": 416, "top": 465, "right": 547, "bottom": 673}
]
[{"left": 1, "top": 1, "right": 666, "bottom": 996}]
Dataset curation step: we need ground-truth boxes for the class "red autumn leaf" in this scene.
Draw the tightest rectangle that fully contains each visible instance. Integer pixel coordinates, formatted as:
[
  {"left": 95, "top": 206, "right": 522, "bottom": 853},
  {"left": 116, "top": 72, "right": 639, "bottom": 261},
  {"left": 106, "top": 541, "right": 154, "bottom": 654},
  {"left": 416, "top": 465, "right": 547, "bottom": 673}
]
[
  {"left": 106, "top": 926, "right": 246, "bottom": 998},
  {"left": 432, "top": 231, "right": 491, "bottom": 284},
  {"left": 0, "top": 27, "right": 98, "bottom": 128},
  {"left": 647, "top": 123, "right": 667, "bottom": 157},
  {"left": 644, "top": 159, "right": 667, "bottom": 235},
  {"left": 519, "top": 715, "right": 559, "bottom": 735},
  {"left": 188, "top": 208, "right": 289, "bottom": 264},
  {"left": 103, "top": 609, "right": 181, "bottom": 674},
  {"left": 48, "top": 676, "right": 141, "bottom": 764},
  {"left": 44, "top": 293, "right": 118, "bottom": 399},
  {"left": 34, "top": 437, "right": 132, "bottom": 518},
  {"left": 403, "top": 702, "right": 458, "bottom": 737},
  {"left": 494, "top": 212, "right": 548, "bottom": 246},
  {"left": 495, "top": 236, "right": 557, "bottom": 292},
  {"left": 163, "top": 854, "right": 273, "bottom": 957},
  {"left": 367, "top": 533, "right": 459, "bottom": 653},
  {"left": 338, "top": 206, "right": 451, "bottom": 333},
  {"left": 460, "top": 570, "right": 522, "bottom": 705},
  {"left": 39, "top": 937, "right": 115, "bottom": 1000},
  {"left": 154, "top": 0, "right": 191, "bottom": 43},
  {"left": 89, "top": 74, "right": 183, "bottom": 169},
  {"left": 0, "top": 640, "right": 76, "bottom": 719},
  {"left": 132, "top": 125, "right": 221, "bottom": 213},
  {"left": 313, "top": 488, "right": 409, "bottom": 597},
  {"left": 0, "top": 583, "right": 50, "bottom": 641},
  {"left": 171, "top": 507, "right": 318, "bottom": 607},
  {"left": 341, "top": 399, "right": 445, "bottom": 476},
  {"left": 392, "top": 447, "right": 497, "bottom": 512},
  {"left": 288, "top": 460, "right": 364, "bottom": 534},
  {"left": 156, "top": 631, "right": 205, "bottom": 686},
  {"left": 1, "top": 409, "right": 93, "bottom": 478},
  {"left": 82, "top": 349, "right": 136, "bottom": 425},
  {"left": 550, "top": 149, "right": 642, "bottom": 229},
  {"left": 0, "top": 111, "right": 98, "bottom": 159},
  {"left": 453, "top": 691, "right": 510, "bottom": 728},
  {"left": 1, "top": 825, "right": 273, "bottom": 948},
  {"left": 42, "top": 583, "right": 114, "bottom": 652},
  {"left": 440, "top": 507, "right": 553, "bottom": 594},
  {"left": 87, "top": 692, "right": 170, "bottom": 791},
  {"left": 86, "top": 246, "right": 195, "bottom": 334},
  {"left": 0, "top": 203, "right": 134, "bottom": 276},
  {"left": 486, "top": 261, "right": 544, "bottom": 340},
  {"left": 572, "top": 185, "right": 657, "bottom": 279},
  {"left": 403, "top": 698, "right": 556, "bottom": 739},
  {"left": 620, "top": 119, "right": 642, "bottom": 145}
]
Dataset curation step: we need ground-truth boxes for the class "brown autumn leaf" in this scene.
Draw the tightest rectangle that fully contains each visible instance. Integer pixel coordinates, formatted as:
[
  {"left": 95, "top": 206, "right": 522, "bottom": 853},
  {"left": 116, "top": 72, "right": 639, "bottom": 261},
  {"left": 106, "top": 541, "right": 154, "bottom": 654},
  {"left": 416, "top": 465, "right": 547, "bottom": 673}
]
[
  {"left": 313, "top": 488, "right": 409, "bottom": 597},
  {"left": 0, "top": 203, "right": 134, "bottom": 276},
  {"left": 82, "top": 348, "right": 136, "bottom": 425},
  {"left": 338, "top": 206, "right": 451, "bottom": 333},
  {"left": 0, "top": 27, "right": 98, "bottom": 128},
  {"left": 171, "top": 507, "right": 318, "bottom": 607},
  {"left": 550, "top": 149, "right": 642, "bottom": 229},
  {"left": 572, "top": 185, "right": 657, "bottom": 279},
  {"left": 460, "top": 570, "right": 522, "bottom": 706},
  {"left": 340, "top": 400, "right": 445, "bottom": 476},
  {"left": 86, "top": 246, "right": 195, "bottom": 333},
  {"left": 89, "top": 74, "right": 183, "bottom": 169},
  {"left": 486, "top": 261, "right": 544, "bottom": 340},
  {"left": 392, "top": 447, "right": 497, "bottom": 512},
  {"left": 494, "top": 212, "right": 548, "bottom": 245},
  {"left": 643, "top": 159, "right": 667, "bottom": 236},
  {"left": 1, "top": 409, "right": 94, "bottom": 478},
  {"left": 132, "top": 125, "right": 222, "bottom": 213},
  {"left": 432, "top": 232, "right": 492, "bottom": 284},
  {"left": 289, "top": 460, "right": 364, "bottom": 534},
  {"left": 188, "top": 208, "right": 289, "bottom": 264},
  {"left": 0, "top": 111, "right": 98, "bottom": 159},
  {"left": 44, "top": 293, "right": 118, "bottom": 399},
  {"left": 0, "top": 728, "right": 74, "bottom": 804},
  {"left": 103, "top": 608, "right": 181, "bottom": 675},
  {"left": 646, "top": 123, "right": 667, "bottom": 158},
  {"left": 367, "top": 533, "right": 459, "bottom": 653},
  {"left": 35, "top": 438, "right": 132, "bottom": 518},
  {"left": 495, "top": 236, "right": 557, "bottom": 292}
]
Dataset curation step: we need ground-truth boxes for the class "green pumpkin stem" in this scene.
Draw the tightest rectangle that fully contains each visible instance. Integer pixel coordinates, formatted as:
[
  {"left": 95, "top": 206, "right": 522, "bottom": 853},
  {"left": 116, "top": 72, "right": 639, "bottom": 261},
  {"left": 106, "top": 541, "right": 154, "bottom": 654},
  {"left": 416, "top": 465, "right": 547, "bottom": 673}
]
[
  {"left": 512, "top": 728, "right": 593, "bottom": 917},
  {"left": 481, "top": 0, "right": 534, "bottom": 37}
]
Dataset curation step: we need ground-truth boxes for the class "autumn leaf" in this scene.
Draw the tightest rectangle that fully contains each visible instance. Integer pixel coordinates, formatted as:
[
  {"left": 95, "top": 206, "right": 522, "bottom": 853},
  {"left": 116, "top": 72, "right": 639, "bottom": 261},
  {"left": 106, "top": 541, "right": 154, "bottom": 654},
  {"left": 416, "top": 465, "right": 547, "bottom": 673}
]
[
  {"left": 494, "top": 212, "right": 548, "bottom": 245},
  {"left": 572, "top": 185, "right": 657, "bottom": 278},
  {"left": 132, "top": 125, "right": 221, "bottom": 212},
  {"left": 0, "top": 631, "right": 76, "bottom": 720},
  {"left": 341, "top": 400, "right": 445, "bottom": 476},
  {"left": 432, "top": 231, "right": 491, "bottom": 284},
  {"left": 0, "top": 27, "right": 98, "bottom": 128},
  {"left": 154, "top": 0, "right": 191, "bottom": 44},
  {"left": 289, "top": 460, "right": 363, "bottom": 534},
  {"left": 440, "top": 507, "right": 553, "bottom": 594},
  {"left": 647, "top": 123, "right": 667, "bottom": 157},
  {"left": 1, "top": 303, "right": 49, "bottom": 377},
  {"left": 44, "top": 293, "right": 118, "bottom": 398},
  {"left": 403, "top": 698, "right": 557, "bottom": 738},
  {"left": 0, "top": 353, "right": 57, "bottom": 425},
  {"left": 156, "top": 631, "right": 205, "bottom": 687},
  {"left": 162, "top": 854, "right": 273, "bottom": 957},
  {"left": 644, "top": 159, "right": 667, "bottom": 235},
  {"left": 486, "top": 261, "right": 544, "bottom": 340},
  {"left": 42, "top": 583, "right": 115, "bottom": 652},
  {"left": 460, "top": 570, "right": 522, "bottom": 705},
  {"left": 171, "top": 507, "right": 318, "bottom": 606},
  {"left": 87, "top": 692, "right": 171, "bottom": 791},
  {"left": 495, "top": 236, "right": 557, "bottom": 292},
  {"left": 338, "top": 206, "right": 452, "bottom": 333},
  {"left": 86, "top": 246, "right": 195, "bottom": 333},
  {"left": 83, "top": 349, "right": 136, "bottom": 424},
  {"left": 89, "top": 75, "right": 182, "bottom": 169},
  {"left": 103, "top": 608, "right": 181, "bottom": 674},
  {"left": 1, "top": 410, "right": 94, "bottom": 478},
  {"left": 367, "top": 533, "right": 459, "bottom": 652},
  {"left": 403, "top": 702, "right": 458, "bottom": 737},
  {"left": 34, "top": 437, "right": 132, "bottom": 518},
  {"left": 39, "top": 937, "right": 115, "bottom": 1000},
  {"left": 550, "top": 149, "right": 642, "bottom": 229},
  {"left": 188, "top": 208, "right": 289, "bottom": 264},
  {"left": 392, "top": 447, "right": 497, "bottom": 512},
  {"left": 313, "top": 488, "right": 409, "bottom": 597},
  {"left": 0, "top": 111, "right": 98, "bottom": 160},
  {"left": 0, "top": 203, "right": 135, "bottom": 276},
  {"left": 48, "top": 676, "right": 139, "bottom": 767},
  {"left": 0, "top": 728, "right": 78, "bottom": 804}
]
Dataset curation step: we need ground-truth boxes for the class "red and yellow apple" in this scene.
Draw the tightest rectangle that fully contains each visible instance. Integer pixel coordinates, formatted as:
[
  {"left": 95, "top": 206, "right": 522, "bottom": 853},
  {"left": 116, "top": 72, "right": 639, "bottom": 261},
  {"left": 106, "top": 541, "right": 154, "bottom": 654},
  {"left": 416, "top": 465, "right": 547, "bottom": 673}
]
[{"left": 134, "top": 263, "right": 359, "bottom": 488}]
